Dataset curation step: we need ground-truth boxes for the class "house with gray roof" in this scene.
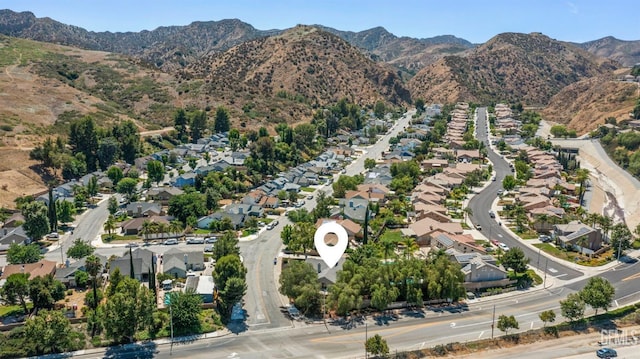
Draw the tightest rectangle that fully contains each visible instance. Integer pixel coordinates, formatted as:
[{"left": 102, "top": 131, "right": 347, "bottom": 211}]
[
  {"left": 303, "top": 257, "right": 345, "bottom": 289},
  {"left": 126, "top": 202, "right": 163, "bottom": 218},
  {"left": 173, "top": 172, "right": 197, "bottom": 188},
  {"left": 109, "top": 248, "right": 156, "bottom": 282},
  {"left": 554, "top": 221, "right": 603, "bottom": 254},
  {"left": 0, "top": 226, "right": 30, "bottom": 251},
  {"left": 341, "top": 198, "right": 369, "bottom": 222},
  {"left": 162, "top": 248, "right": 205, "bottom": 278}
]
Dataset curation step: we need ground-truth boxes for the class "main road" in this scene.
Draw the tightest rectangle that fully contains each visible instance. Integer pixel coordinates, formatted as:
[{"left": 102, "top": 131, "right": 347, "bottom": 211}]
[{"left": 468, "top": 107, "right": 583, "bottom": 280}]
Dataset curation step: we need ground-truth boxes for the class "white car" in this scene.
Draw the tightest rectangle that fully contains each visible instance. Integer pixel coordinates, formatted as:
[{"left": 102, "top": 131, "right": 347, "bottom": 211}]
[
  {"left": 186, "top": 237, "right": 204, "bottom": 244},
  {"left": 163, "top": 239, "right": 179, "bottom": 245},
  {"left": 498, "top": 243, "right": 510, "bottom": 251}
]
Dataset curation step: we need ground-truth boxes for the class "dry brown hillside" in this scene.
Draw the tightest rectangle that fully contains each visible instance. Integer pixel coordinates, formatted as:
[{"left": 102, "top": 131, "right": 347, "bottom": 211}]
[
  {"left": 408, "top": 32, "right": 618, "bottom": 106},
  {"left": 180, "top": 25, "right": 411, "bottom": 124},
  {"left": 542, "top": 77, "right": 638, "bottom": 134}
]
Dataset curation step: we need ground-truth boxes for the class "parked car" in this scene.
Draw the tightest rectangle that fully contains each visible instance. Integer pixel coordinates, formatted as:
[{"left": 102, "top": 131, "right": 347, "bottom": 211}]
[
  {"left": 596, "top": 348, "right": 617, "bottom": 358},
  {"left": 204, "top": 236, "right": 218, "bottom": 244},
  {"left": 490, "top": 239, "right": 500, "bottom": 246},
  {"left": 307, "top": 195, "right": 314, "bottom": 200},
  {"left": 539, "top": 235, "right": 552, "bottom": 243},
  {"left": 125, "top": 242, "right": 139, "bottom": 248},
  {"left": 267, "top": 220, "right": 279, "bottom": 230},
  {"left": 497, "top": 189, "right": 504, "bottom": 195},
  {"left": 47, "top": 232, "right": 59, "bottom": 239},
  {"left": 498, "top": 243, "right": 510, "bottom": 251},
  {"left": 489, "top": 211, "right": 495, "bottom": 218},
  {"left": 186, "top": 237, "right": 204, "bottom": 244},
  {"left": 163, "top": 239, "right": 179, "bottom": 245},
  {"left": 475, "top": 224, "right": 482, "bottom": 231}
]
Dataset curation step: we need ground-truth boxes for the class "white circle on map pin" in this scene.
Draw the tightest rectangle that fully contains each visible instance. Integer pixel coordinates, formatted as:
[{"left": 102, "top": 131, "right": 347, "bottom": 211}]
[{"left": 314, "top": 221, "right": 348, "bottom": 269}]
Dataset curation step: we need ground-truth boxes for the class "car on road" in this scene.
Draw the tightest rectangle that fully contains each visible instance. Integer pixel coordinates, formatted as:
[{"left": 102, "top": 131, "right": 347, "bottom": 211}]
[
  {"left": 596, "top": 348, "right": 617, "bottom": 358},
  {"left": 295, "top": 201, "right": 305, "bottom": 208},
  {"left": 497, "top": 189, "right": 504, "bottom": 195},
  {"left": 267, "top": 220, "right": 279, "bottom": 230},
  {"left": 498, "top": 243, "right": 510, "bottom": 251},
  {"left": 47, "top": 232, "right": 59, "bottom": 239},
  {"left": 204, "top": 236, "right": 218, "bottom": 244},
  {"left": 186, "top": 237, "right": 204, "bottom": 244},
  {"left": 475, "top": 224, "right": 482, "bottom": 231},
  {"left": 307, "top": 195, "right": 313, "bottom": 200},
  {"left": 492, "top": 176, "right": 496, "bottom": 181},
  {"left": 489, "top": 211, "right": 495, "bottom": 218},
  {"left": 490, "top": 239, "right": 500, "bottom": 246},
  {"left": 163, "top": 239, "right": 179, "bottom": 245}
]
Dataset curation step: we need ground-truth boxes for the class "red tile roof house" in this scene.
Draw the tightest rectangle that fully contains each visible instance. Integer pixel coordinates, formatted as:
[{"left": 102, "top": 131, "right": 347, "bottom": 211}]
[
  {"left": 430, "top": 231, "right": 487, "bottom": 254},
  {"left": 407, "top": 217, "right": 463, "bottom": 247}
]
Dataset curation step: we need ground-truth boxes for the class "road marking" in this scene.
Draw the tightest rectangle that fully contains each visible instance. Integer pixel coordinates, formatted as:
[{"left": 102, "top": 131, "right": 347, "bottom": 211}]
[
  {"left": 497, "top": 234, "right": 503, "bottom": 238},
  {"left": 478, "top": 331, "right": 484, "bottom": 339},
  {"left": 548, "top": 268, "right": 558, "bottom": 273},
  {"left": 419, "top": 342, "right": 426, "bottom": 349},
  {"left": 530, "top": 322, "right": 534, "bottom": 330},
  {"left": 615, "top": 300, "right": 619, "bottom": 308},
  {"left": 228, "top": 353, "right": 239, "bottom": 358},
  {"left": 554, "top": 273, "right": 567, "bottom": 278},
  {"left": 450, "top": 322, "right": 456, "bottom": 328},
  {"left": 622, "top": 272, "right": 640, "bottom": 282}
]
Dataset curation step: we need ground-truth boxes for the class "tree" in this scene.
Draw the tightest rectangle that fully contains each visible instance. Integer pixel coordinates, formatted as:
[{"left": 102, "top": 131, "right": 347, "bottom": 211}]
[
  {"left": 87, "top": 175, "right": 99, "bottom": 198},
  {"left": 501, "top": 247, "right": 529, "bottom": 273},
  {"left": 47, "top": 188, "right": 57, "bottom": 233},
  {"left": 0, "top": 273, "right": 30, "bottom": 314},
  {"left": 219, "top": 277, "right": 247, "bottom": 323},
  {"left": 7, "top": 243, "right": 42, "bottom": 264},
  {"left": 190, "top": 110, "right": 207, "bottom": 143},
  {"left": 107, "top": 166, "right": 124, "bottom": 185},
  {"left": 560, "top": 292, "right": 585, "bottom": 323},
  {"left": 22, "top": 201, "right": 50, "bottom": 241},
  {"left": 146, "top": 160, "right": 165, "bottom": 185},
  {"left": 497, "top": 314, "right": 519, "bottom": 335},
  {"left": 68, "top": 116, "right": 99, "bottom": 172},
  {"left": 365, "top": 334, "right": 389, "bottom": 358},
  {"left": 370, "top": 283, "right": 399, "bottom": 312},
  {"left": 414, "top": 98, "right": 426, "bottom": 113},
  {"left": 213, "top": 255, "right": 247, "bottom": 294},
  {"left": 168, "top": 290, "right": 202, "bottom": 335},
  {"left": 66, "top": 238, "right": 95, "bottom": 259},
  {"left": 364, "top": 158, "right": 376, "bottom": 170},
  {"left": 539, "top": 310, "right": 556, "bottom": 327},
  {"left": 214, "top": 106, "right": 231, "bottom": 133},
  {"left": 56, "top": 200, "right": 76, "bottom": 225},
  {"left": 168, "top": 192, "right": 207, "bottom": 224},
  {"left": 103, "top": 277, "right": 155, "bottom": 343},
  {"left": 74, "top": 270, "right": 89, "bottom": 288},
  {"left": 29, "top": 274, "right": 66, "bottom": 311},
  {"left": 502, "top": 175, "right": 517, "bottom": 191},
  {"left": 580, "top": 277, "right": 615, "bottom": 315},
  {"left": 173, "top": 108, "right": 189, "bottom": 143},
  {"left": 85, "top": 254, "right": 102, "bottom": 312},
  {"left": 97, "top": 136, "right": 119, "bottom": 170},
  {"left": 205, "top": 188, "right": 220, "bottom": 212},
  {"left": 279, "top": 261, "right": 318, "bottom": 300},
  {"left": 611, "top": 223, "right": 633, "bottom": 258},
  {"left": 108, "top": 196, "right": 119, "bottom": 215},
  {"left": 25, "top": 310, "right": 82, "bottom": 355},
  {"left": 374, "top": 101, "right": 386, "bottom": 119},
  {"left": 116, "top": 177, "right": 138, "bottom": 202},
  {"left": 103, "top": 215, "right": 116, "bottom": 240}
]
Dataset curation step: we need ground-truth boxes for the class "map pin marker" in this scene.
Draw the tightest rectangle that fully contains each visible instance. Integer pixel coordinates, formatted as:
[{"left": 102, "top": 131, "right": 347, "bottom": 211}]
[{"left": 314, "top": 221, "right": 348, "bottom": 269}]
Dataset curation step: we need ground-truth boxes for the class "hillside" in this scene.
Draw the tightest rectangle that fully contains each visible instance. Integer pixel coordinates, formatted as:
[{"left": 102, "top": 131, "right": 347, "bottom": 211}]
[
  {"left": 408, "top": 32, "right": 619, "bottom": 105},
  {"left": 542, "top": 76, "right": 638, "bottom": 134},
  {"left": 181, "top": 25, "right": 411, "bottom": 123},
  {"left": 576, "top": 36, "right": 640, "bottom": 67},
  {"left": 315, "top": 25, "right": 474, "bottom": 74},
  {"left": 0, "top": 9, "right": 279, "bottom": 72}
]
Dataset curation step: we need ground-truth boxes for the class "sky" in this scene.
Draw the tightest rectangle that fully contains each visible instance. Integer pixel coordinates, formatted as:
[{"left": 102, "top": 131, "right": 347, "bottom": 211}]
[{"left": 2, "top": 0, "right": 638, "bottom": 44}]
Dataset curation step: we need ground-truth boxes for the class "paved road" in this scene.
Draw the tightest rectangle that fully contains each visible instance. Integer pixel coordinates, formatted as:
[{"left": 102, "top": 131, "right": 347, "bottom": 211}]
[{"left": 468, "top": 107, "right": 583, "bottom": 280}]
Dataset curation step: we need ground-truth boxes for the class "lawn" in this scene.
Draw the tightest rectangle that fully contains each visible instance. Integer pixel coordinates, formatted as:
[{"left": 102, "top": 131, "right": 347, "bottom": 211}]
[
  {"left": 0, "top": 304, "right": 31, "bottom": 318},
  {"left": 193, "top": 229, "right": 211, "bottom": 235},
  {"left": 533, "top": 243, "right": 615, "bottom": 267},
  {"left": 300, "top": 187, "right": 315, "bottom": 193},
  {"left": 241, "top": 228, "right": 258, "bottom": 237},
  {"left": 380, "top": 229, "right": 404, "bottom": 242},
  {"left": 101, "top": 233, "right": 139, "bottom": 242}
]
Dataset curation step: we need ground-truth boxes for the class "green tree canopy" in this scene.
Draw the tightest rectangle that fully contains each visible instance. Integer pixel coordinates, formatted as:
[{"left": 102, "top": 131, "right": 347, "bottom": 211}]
[
  {"left": 365, "top": 334, "right": 389, "bottom": 357},
  {"left": 168, "top": 290, "right": 203, "bottom": 335},
  {"left": 106, "top": 166, "right": 124, "bottom": 185},
  {"left": 0, "top": 273, "right": 30, "bottom": 314},
  {"left": 560, "top": 292, "right": 585, "bottom": 323},
  {"left": 539, "top": 310, "right": 556, "bottom": 327},
  {"left": 25, "top": 309, "right": 84, "bottom": 355},
  {"left": 168, "top": 192, "right": 207, "bottom": 224},
  {"left": 103, "top": 277, "right": 155, "bottom": 343},
  {"left": 497, "top": 314, "right": 519, "bottom": 335},
  {"left": 56, "top": 200, "right": 76, "bottom": 225},
  {"left": 580, "top": 277, "right": 615, "bottom": 315},
  {"left": 502, "top": 175, "right": 517, "bottom": 191},
  {"left": 66, "top": 238, "right": 95, "bottom": 259},
  {"left": 116, "top": 177, "right": 138, "bottom": 202},
  {"left": 7, "top": 243, "right": 42, "bottom": 264},
  {"left": 501, "top": 247, "right": 529, "bottom": 273},
  {"left": 146, "top": 160, "right": 165, "bottom": 185},
  {"left": 29, "top": 274, "right": 65, "bottom": 311},
  {"left": 22, "top": 201, "right": 50, "bottom": 241},
  {"left": 214, "top": 106, "right": 231, "bottom": 133}
]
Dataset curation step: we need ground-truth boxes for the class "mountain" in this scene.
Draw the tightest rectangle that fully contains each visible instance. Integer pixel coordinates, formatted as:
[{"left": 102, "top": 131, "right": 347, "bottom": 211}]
[
  {"left": 576, "top": 36, "right": 640, "bottom": 67},
  {"left": 407, "top": 32, "right": 619, "bottom": 105},
  {"left": 314, "top": 25, "right": 474, "bottom": 73},
  {"left": 0, "top": 9, "right": 280, "bottom": 71},
  {"left": 542, "top": 76, "right": 639, "bottom": 133},
  {"left": 180, "top": 25, "right": 411, "bottom": 123}
]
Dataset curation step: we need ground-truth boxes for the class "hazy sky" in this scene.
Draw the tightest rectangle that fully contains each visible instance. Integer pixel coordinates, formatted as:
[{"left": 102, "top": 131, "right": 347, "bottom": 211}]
[{"left": 2, "top": 0, "right": 638, "bottom": 43}]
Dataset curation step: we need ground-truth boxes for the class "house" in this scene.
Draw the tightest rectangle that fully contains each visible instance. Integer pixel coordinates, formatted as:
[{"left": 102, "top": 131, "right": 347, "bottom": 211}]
[
  {"left": 55, "top": 254, "right": 108, "bottom": 287},
  {"left": 120, "top": 216, "right": 171, "bottom": 236},
  {"left": 456, "top": 149, "right": 481, "bottom": 163},
  {"left": 315, "top": 218, "right": 362, "bottom": 242},
  {"left": 430, "top": 231, "right": 486, "bottom": 254},
  {"left": 225, "top": 203, "right": 264, "bottom": 218},
  {"left": 163, "top": 248, "right": 205, "bottom": 278},
  {"left": 2, "top": 212, "right": 24, "bottom": 228},
  {"left": 125, "top": 202, "right": 163, "bottom": 218},
  {"left": 407, "top": 217, "right": 463, "bottom": 246},
  {"left": 447, "top": 249, "right": 511, "bottom": 291},
  {"left": 109, "top": 248, "right": 156, "bottom": 282},
  {"left": 554, "top": 221, "right": 603, "bottom": 254},
  {"left": 173, "top": 172, "right": 197, "bottom": 188},
  {"left": 0, "top": 226, "right": 30, "bottom": 251},
  {"left": 185, "top": 275, "right": 216, "bottom": 303},
  {"left": 1, "top": 259, "right": 57, "bottom": 280},
  {"left": 341, "top": 198, "right": 370, "bottom": 222},
  {"left": 303, "top": 257, "right": 345, "bottom": 289},
  {"left": 146, "top": 186, "right": 184, "bottom": 205},
  {"left": 198, "top": 212, "right": 245, "bottom": 230}
]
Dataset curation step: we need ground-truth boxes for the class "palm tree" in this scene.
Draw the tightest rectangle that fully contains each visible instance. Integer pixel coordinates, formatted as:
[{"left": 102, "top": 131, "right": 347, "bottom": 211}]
[
  {"left": 169, "top": 220, "right": 183, "bottom": 238},
  {"left": 140, "top": 220, "right": 153, "bottom": 242},
  {"left": 599, "top": 215, "right": 612, "bottom": 243},
  {"left": 535, "top": 213, "right": 549, "bottom": 232},
  {"left": 586, "top": 213, "right": 600, "bottom": 229},
  {"left": 401, "top": 237, "right": 419, "bottom": 259},
  {"left": 462, "top": 207, "right": 473, "bottom": 225},
  {"left": 574, "top": 168, "right": 590, "bottom": 207},
  {"left": 380, "top": 237, "right": 397, "bottom": 264},
  {"left": 157, "top": 222, "right": 169, "bottom": 240},
  {"left": 103, "top": 215, "right": 116, "bottom": 240},
  {"left": 576, "top": 236, "right": 589, "bottom": 257},
  {"left": 85, "top": 254, "right": 102, "bottom": 336}
]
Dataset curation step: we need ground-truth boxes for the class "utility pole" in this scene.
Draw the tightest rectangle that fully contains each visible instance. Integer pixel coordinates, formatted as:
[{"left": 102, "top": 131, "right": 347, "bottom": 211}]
[
  {"left": 543, "top": 257, "right": 548, "bottom": 289},
  {"left": 491, "top": 305, "right": 496, "bottom": 339},
  {"left": 60, "top": 244, "right": 64, "bottom": 266},
  {"left": 170, "top": 302, "right": 174, "bottom": 355}
]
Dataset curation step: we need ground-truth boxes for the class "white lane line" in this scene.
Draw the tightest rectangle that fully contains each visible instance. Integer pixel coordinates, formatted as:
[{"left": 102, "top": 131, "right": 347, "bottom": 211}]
[
  {"left": 478, "top": 331, "right": 484, "bottom": 339},
  {"left": 554, "top": 273, "right": 567, "bottom": 278},
  {"left": 615, "top": 300, "right": 619, "bottom": 308},
  {"left": 530, "top": 322, "right": 534, "bottom": 330}
]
